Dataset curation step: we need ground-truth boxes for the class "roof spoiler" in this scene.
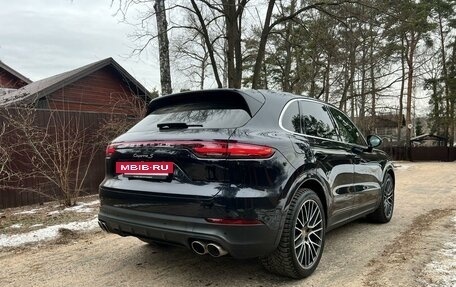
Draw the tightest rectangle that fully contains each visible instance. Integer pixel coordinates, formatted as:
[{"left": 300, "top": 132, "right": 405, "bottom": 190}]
[{"left": 146, "top": 89, "right": 265, "bottom": 117}]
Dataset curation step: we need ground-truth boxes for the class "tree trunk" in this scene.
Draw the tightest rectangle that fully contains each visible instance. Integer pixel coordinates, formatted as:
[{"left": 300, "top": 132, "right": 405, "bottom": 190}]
[
  {"left": 263, "top": 63, "right": 268, "bottom": 89},
  {"left": 200, "top": 54, "right": 207, "bottom": 90},
  {"left": 405, "top": 65, "right": 413, "bottom": 146},
  {"left": 234, "top": 1, "right": 246, "bottom": 88},
  {"left": 251, "top": 0, "right": 276, "bottom": 89},
  {"left": 190, "top": 0, "right": 223, "bottom": 88},
  {"left": 339, "top": 42, "right": 356, "bottom": 111},
  {"left": 405, "top": 33, "right": 418, "bottom": 146},
  {"left": 223, "top": 38, "right": 228, "bottom": 88},
  {"left": 369, "top": 23, "right": 376, "bottom": 134},
  {"left": 359, "top": 40, "right": 367, "bottom": 134},
  {"left": 222, "top": 0, "right": 244, "bottom": 88},
  {"left": 223, "top": 0, "right": 236, "bottom": 88},
  {"left": 282, "top": 0, "right": 296, "bottom": 92},
  {"left": 370, "top": 57, "right": 376, "bottom": 132},
  {"left": 154, "top": 0, "right": 172, "bottom": 95},
  {"left": 397, "top": 36, "right": 406, "bottom": 144},
  {"left": 324, "top": 56, "right": 331, "bottom": 103}
]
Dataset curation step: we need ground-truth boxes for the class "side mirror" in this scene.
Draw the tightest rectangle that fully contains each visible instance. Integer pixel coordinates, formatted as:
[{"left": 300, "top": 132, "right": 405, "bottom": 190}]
[{"left": 367, "top": 135, "right": 382, "bottom": 148}]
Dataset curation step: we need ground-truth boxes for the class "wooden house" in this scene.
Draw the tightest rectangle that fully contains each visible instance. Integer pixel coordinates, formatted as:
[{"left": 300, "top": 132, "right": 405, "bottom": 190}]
[
  {"left": 355, "top": 113, "right": 406, "bottom": 145},
  {"left": 410, "top": 134, "right": 448, "bottom": 147},
  {"left": 0, "top": 60, "right": 32, "bottom": 93},
  {"left": 0, "top": 58, "right": 151, "bottom": 115}
]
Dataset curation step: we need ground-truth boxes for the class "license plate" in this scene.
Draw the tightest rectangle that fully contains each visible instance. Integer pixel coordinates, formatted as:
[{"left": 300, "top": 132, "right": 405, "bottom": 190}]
[{"left": 116, "top": 162, "right": 174, "bottom": 175}]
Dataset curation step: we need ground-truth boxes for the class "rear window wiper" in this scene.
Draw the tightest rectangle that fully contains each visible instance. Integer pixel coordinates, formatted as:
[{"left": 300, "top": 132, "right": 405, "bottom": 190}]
[{"left": 157, "top": 122, "right": 203, "bottom": 130}]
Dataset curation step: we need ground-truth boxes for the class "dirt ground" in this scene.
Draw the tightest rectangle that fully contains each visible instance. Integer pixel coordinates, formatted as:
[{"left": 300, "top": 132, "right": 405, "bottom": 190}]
[{"left": 0, "top": 162, "right": 455, "bottom": 287}]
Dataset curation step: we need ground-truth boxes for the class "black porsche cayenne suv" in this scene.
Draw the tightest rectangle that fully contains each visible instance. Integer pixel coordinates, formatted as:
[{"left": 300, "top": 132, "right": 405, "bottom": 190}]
[{"left": 98, "top": 89, "right": 395, "bottom": 279}]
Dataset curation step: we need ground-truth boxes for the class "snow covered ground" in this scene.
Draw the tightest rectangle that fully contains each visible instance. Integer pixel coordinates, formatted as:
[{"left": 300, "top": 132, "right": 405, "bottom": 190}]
[
  {"left": 421, "top": 216, "right": 456, "bottom": 287},
  {"left": 10, "top": 200, "right": 100, "bottom": 216},
  {"left": 62, "top": 200, "right": 98, "bottom": 213},
  {"left": 0, "top": 197, "right": 101, "bottom": 249},
  {"left": 0, "top": 217, "right": 98, "bottom": 248},
  {"left": 13, "top": 208, "right": 43, "bottom": 215}
]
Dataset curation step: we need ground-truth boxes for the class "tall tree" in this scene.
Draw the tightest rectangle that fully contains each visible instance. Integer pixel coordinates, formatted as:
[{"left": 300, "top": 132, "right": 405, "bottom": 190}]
[
  {"left": 172, "top": 13, "right": 211, "bottom": 89},
  {"left": 422, "top": 0, "right": 455, "bottom": 144},
  {"left": 112, "top": 0, "right": 172, "bottom": 94},
  {"left": 447, "top": 38, "right": 456, "bottom": 145},
  {"left": 154, "top": 0, "right": 172, "bottom": 95},
  {"left": 387, "top": 0, "right": 434, "bottom": 145}
]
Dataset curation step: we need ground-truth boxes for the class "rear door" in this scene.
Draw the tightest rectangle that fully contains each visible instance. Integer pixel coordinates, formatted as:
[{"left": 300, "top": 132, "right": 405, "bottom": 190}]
[
  {"left": 328, "top": 107, "right": 383, "bottom": 217},
  {"left": 283, "top": 100, "right": 357, "bottom": 227}
]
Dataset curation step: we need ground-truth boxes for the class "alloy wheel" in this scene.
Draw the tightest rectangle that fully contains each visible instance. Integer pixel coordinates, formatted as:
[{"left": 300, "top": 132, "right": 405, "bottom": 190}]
[
  {"left": 383, "top": 176, "right": 394, "bottom": 218},
  {"left": 294, "top": 199, "right": 323, "bottom": 268}
]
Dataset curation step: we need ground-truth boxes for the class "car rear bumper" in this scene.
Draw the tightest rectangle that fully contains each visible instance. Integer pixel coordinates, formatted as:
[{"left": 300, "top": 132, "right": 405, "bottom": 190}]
[{"left": 98, "top": 205, "right": 280, "bottom": 258}]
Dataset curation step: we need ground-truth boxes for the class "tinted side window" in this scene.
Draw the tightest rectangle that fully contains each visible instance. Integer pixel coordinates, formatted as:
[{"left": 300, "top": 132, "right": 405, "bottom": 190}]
[
  {"left": 329, "top": 107, "right": 366, "bottom": 146},
  {"left": 281, "top": 101, "right": 301, "bottom": 133},
  {"left": 299, "top": 101, "right": 339, "bottom": 140}
]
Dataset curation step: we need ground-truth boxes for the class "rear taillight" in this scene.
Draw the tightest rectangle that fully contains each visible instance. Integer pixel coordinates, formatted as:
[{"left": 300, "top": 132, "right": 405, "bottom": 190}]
[
  {"left": 106, "top": 141, "right": 274, "bottom": 159},
  {"left": 193, "top": 142, "right": 274, "bottom": 158},
  {"left": 106, "top": 144, "right": 117, "bottom": 157}
]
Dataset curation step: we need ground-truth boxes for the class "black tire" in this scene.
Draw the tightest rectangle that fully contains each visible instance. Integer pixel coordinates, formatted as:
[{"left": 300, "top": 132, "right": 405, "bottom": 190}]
[
  {"left": 260, "top": 188, "right": 326, "bottom": 279},
  {"left": 367, "top": 172, "right": 394, "bottom": 223},
  {"left": 138, "top": 238, "right": 171, "bottom": 248}
]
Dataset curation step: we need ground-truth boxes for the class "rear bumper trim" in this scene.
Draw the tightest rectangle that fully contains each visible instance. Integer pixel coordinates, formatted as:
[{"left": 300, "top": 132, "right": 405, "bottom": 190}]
[{"left": 98, "top": 205, "right": 279, "bottom": 258}]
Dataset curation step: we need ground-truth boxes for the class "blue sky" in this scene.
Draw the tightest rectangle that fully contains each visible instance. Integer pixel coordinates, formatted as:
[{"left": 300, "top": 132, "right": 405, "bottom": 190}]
[{"left": 0, "top": 0, "right": 161, "bottom": 90}]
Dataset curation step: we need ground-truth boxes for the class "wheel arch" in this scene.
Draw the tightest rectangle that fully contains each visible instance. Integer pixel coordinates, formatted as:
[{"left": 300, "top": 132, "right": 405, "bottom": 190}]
[
  {"left": 383, "top": 162, "right": 395, "bottom": 187},
  {"left": 298, "top": 179, "right": 329, "bottom": 223},
  {"left": 386, "top": 167, "right": 395, "bottom": 184},
  {"left": 283, "top": 171, "right": 331, "bottom": 225}
]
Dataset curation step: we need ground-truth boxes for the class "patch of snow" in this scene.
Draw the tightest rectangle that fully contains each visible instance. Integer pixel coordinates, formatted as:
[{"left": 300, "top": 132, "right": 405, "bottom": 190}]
[
  {"left": 30, "top": 224, "right": 44, "bottom": 228},
  {"left": 63, "top": 205, "right": 94, "bottom": 213},
  {"left": 8, "top": 224, "right": 22, "bottom": 229},
  {"left": 421, "top": 216, "right": 456, "bottom": 287},
  {"left": 79, "top": 207, "right": 94, "bottom": 213},
  {"left": 47, "top": 210, "right": 60, "bottom": 216},
  {"left": 63, "top": 200, "right": 98, "bottom": 213},
  {"left": 13, "top": 208, "right": 42, "bottom": 215},
  {"left": 0, "top": 217, "right": 98, "bottom": 248},
  {"left": 83, "top": 200, "right": 99, "bottom": 206}
]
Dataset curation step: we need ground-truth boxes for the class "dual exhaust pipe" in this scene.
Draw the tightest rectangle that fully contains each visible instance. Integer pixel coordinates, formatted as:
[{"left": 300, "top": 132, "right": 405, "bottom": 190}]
[
  {"left": 99, "top": 221, "right": 227, "bottom": 257},
  {"left": 191, "top": 240, "right": 228, "bottom": 257}
]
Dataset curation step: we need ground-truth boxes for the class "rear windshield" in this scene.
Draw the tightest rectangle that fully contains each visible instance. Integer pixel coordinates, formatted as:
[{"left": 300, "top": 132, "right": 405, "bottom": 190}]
[{"left": 128, "top": 102, "right": 251, "bottom": 133}]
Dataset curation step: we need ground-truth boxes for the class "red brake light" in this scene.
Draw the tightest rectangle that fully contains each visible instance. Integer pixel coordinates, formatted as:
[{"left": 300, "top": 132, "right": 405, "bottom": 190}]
[
  {"left": 227, "top": 143, "right": 274, "bottom": 158},
  {"left": 193, "top": 142, "right": 274, "bottom": 158},
  {"left": 106, "top": 144, "right": 117, "bottom": 157},
  {"left": 106, "top": 141, "right": 274, "bottom": 159},
  {"left": 192, "top": 142, "right": 228, "bottom": 157}
]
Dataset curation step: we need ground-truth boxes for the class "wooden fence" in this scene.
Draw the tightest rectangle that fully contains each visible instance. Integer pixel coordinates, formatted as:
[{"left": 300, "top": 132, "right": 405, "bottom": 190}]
[
  {"left": 381, "top": 146, "right": 456, "bottom": 162},
  {"left": 0, "top": 108, "right": 130, "bottom": 209}
]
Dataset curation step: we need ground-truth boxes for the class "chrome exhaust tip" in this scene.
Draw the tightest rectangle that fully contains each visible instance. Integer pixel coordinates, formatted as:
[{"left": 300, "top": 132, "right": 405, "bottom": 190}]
[
  {"left": 191, "top": 241, "right": 207, "bottom": 255},
  {"left": 207, "top": 243, "right": 228, "bottom": 257}
]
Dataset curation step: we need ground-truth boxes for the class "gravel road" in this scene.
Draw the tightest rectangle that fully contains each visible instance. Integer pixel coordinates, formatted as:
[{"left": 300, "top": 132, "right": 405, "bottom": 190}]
[{"left": 1, "top": 162, "right": 455, "bottom": 287}]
